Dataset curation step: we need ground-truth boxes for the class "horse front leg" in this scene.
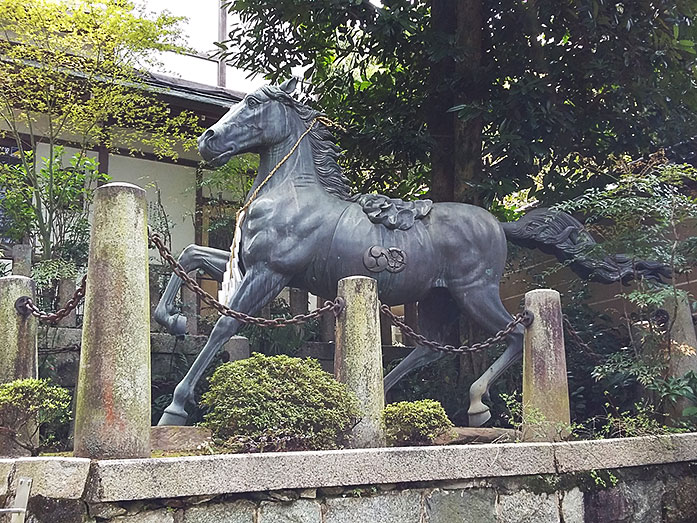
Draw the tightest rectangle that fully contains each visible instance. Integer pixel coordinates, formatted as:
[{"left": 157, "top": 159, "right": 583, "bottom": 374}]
[
  {"left": 154, "top": 244, "right": 231, "bottom": 335},
  {"left": 158, "top": 265, "right": 289, "bottom": 425}
]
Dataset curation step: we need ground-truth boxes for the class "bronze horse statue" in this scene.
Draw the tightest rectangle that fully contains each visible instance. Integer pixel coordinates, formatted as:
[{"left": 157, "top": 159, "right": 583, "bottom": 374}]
[{"left": 155, "top": 78, "right": 668, "bottom": 426}]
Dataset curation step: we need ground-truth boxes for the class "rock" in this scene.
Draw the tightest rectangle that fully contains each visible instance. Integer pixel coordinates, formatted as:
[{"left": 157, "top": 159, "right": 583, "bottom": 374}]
[
  {"left": 150, "top": 426, "right": 212, "bottom": 453},
  {"left": 324, "top": 490, "right": 422, "bottom": 523},
  {"left": 497, "top": 489, "right": 560, "bottom": 523},
  {"left": 113, "top": 509, "right": 176, "bottom": 522},
  {"left": 259, "top": 499, "right": 321, "bottom": 522},
  {"left": 621, "top": 479, "right": 664, "bottom": 523},
  {"left": 88, "top": 502, "right": 128, "bottom": 519},
  {"left": 268, "top": 490, "right": 300, "bottom": 502},
  {"left": 426, "top": 488, "right": 496, "bottom": 523},
  {"left": 13, "top": 457, "right": 90, "bottom": 499},
  {"left": 584, "top": 487, "right": 631, "bottom": 523},
  {"left": 298, "top": 488, "right": 317, "bottom": 499},
  {"left": 560, "top": 488, "right": 584, "bottom": 523},
  {"left": 663, "top": 473, "right": 697, "bottom": 523},
  {"left": 317, "top": 487, "right": 345, "bottom": 497},
  {"left": 183, "top": 500, "right": 256, "bottom": 523}
]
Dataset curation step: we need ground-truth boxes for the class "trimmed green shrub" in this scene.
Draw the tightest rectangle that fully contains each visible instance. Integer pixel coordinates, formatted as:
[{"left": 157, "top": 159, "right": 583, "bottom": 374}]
[
  {"left": 383, "top": 399, "right": 454, "bottom": 446},
  {"left": 0, "top": 378, "right": 72, "bottom": 455},
  {"left": 200, "top": 353, "right": 360, "bottom": 451}
]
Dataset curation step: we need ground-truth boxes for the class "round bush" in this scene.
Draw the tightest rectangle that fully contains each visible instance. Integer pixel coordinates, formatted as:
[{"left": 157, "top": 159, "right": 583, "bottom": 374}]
[
  {"left": 201, "top": 353, "right": 360, "bottom": 451},
  {"left": 382, "top": 399, "right": 454, "bottom": 446},
  {"left": 0, "top": 378, "right": 72, "bottom": 455}
]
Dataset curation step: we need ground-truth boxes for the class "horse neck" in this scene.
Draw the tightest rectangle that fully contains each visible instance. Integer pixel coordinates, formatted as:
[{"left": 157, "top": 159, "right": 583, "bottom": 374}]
[{"left": 251, "top": 128, "right": 319, "bottom": 197}]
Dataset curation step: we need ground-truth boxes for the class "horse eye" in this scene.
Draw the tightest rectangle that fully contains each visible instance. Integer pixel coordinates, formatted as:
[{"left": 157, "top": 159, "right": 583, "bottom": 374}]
[{"left": 247, "top": 98, "right": 260, "bottom": 108}]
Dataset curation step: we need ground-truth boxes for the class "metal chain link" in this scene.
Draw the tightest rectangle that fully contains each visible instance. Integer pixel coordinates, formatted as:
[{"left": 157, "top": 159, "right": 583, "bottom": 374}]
[
  {"left": 15, "top": 275, "right": 86, "bottom": 324},
  {"left": 562, "top": 314, "right": 603, "bottom": 360},
  {"left": 380, "top": 304, "right": 534, "bottom": 354},
  {"left": 148, "top": 232, "right": 344, "bottom": 327}
]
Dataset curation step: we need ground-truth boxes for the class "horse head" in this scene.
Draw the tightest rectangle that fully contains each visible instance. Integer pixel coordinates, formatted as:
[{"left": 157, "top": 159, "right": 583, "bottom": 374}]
[{"left": 198, "top": 78, "right": 299, "bottom": 167}]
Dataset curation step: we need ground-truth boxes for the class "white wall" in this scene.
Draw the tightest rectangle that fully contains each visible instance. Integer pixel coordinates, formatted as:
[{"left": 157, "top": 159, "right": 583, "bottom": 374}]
[{"left": 108, "top": 155, "right": 196, "bottom": 258}]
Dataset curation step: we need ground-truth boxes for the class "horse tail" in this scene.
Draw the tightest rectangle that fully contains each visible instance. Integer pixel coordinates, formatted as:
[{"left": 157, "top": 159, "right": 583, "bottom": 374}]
[{"left": 501, "top": 208, "right": 670, "bottom": 284}]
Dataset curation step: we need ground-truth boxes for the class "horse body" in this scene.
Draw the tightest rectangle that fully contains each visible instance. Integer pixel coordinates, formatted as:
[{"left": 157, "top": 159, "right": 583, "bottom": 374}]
[{"left": 155, "top": 78, "right": 667, "bottom": 427}]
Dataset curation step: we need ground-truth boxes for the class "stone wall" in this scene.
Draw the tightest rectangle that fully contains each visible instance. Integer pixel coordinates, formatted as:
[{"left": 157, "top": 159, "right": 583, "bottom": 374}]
[
  {"left": 3, "top": 433, "right": 697, "bottom": 522},
  {"left": 38, "top": 327, "right": 249, "bottom": 390}
]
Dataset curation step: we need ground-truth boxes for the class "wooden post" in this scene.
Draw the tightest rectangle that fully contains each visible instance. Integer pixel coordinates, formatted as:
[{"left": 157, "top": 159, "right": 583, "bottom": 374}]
[
  {"left": 334, "top": 276, "right": 386, "bottom": 448},
  {"left": 522, "top": 289, "right": 570, "bottom": 442},
  {"left": 74, "top": 182, "right": 151, "bottom": 459},
  {"left": 11, "top": 245, "right": 31, "bottom": 277}
]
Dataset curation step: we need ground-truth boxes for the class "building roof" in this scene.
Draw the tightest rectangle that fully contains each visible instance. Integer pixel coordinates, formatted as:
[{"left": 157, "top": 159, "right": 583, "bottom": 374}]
[{"left": 143, "top": 72, "right": 245, "bottom": 109}]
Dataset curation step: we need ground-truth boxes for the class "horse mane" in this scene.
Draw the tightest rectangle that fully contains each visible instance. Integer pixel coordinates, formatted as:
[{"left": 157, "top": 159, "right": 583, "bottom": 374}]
[{"left": 260, "top": 86, "right": 352, "bottom": 200}]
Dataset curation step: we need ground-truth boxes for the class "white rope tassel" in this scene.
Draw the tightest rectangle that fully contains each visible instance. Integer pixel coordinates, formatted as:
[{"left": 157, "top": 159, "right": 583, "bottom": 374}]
[{"left": 219, "top": 210, "right": 245, "bottom": 304}]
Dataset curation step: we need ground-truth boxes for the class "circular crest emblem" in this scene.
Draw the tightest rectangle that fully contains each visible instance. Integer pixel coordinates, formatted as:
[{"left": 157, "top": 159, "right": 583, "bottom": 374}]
[{"left": 363, "top": 245, "right": 407, "bottom": 274}]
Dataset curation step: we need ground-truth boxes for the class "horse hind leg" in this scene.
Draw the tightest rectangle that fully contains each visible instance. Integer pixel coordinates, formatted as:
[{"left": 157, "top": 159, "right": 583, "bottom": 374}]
[
  {"left": 383, "top": 289, "right": 459, "bottom": 394},
  {"left": 154, "top": 244, "right": 231, "bottom": 335},
  {"left": 451, "top": 284, "right": 524, "bottom": 427}
]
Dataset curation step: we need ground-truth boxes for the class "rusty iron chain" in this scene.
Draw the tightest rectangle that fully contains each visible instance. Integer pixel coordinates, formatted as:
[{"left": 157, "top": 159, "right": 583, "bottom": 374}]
[
  {"left": 562, "top": 315, "right": 603, "bottom": 360},
  {"left": 16, "top": 275, "right": 87, "bottom": 324},
  {"left": 380, "top": 304, "right": 534, "bottom": 354},
  {"left": 148, "top": 232, "right": 344, "bottom": 327}
]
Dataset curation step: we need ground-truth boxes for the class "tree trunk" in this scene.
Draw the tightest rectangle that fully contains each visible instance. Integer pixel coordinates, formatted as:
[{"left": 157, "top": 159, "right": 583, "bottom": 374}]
[
  {"left": 427, "top": 0, "right": 457, "bottom": 203},
  {"left": 453, "top": 0, "right": 484, "bottom": 205},
  {"left": 427, "top": 0, "right": 484, "bottom": 205}
]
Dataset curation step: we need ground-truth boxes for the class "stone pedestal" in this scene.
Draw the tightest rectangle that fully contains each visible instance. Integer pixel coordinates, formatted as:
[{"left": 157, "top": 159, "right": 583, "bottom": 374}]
[
  {"left": 334, "top": 276, "right": 385, "bottom": 448},
  {"left": 74, "top": 182, "right": 151, "bottom": 459},
  {"left": 522, "top": 289, "right": 570, "bottom": 442}
]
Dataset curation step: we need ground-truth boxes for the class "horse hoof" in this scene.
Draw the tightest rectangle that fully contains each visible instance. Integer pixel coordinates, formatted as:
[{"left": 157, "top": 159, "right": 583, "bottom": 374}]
[
  {"left": 167, "top": 314, "right": 188, "bottom": 336},
  {"left": 158, "top": 407, "right": 188, "bottom": 426},
  {"left": 468, "top": 409, "right": 491, "bottom": 427}
]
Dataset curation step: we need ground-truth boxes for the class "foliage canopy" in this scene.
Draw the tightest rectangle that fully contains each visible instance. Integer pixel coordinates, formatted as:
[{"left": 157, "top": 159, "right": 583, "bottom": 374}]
[
  {"left": 220, "top": 0, "right": 697, "bottom": 205},
  {"left": 0, "top": 0, "right": 201, "bottom": 261}
]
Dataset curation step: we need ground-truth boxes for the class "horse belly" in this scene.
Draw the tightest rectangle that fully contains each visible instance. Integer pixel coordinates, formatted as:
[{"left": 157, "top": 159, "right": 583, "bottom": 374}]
[{"left": 301, "top": 205, "right": 437, "bottom": 304}]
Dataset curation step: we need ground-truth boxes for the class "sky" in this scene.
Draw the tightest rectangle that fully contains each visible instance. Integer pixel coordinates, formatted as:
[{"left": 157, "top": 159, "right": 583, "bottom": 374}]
[{"left": 136, "top": 0, "right": 267, "bottom": 93}]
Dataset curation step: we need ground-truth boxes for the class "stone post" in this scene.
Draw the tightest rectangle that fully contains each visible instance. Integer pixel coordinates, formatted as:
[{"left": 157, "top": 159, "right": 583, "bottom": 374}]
[
  {"left": 289, "top": 288, "right": 309, "bottom": 316},
  {"left": 663, "top": 292, "right": 697, "bottom": 420},
  {"left": 319, "top": 295, "right": 335, "bottom": 342},
  {"left": 181, "top": 284, "right": 198, "bottom": 335},
  {"left": 522, "top": 289, "right": 570, "bottom": 442},
  {"left": 74, "top": 182, "right": 151, "bottom": 459},
  {"left": 380, "top": 310, "right": 393, "bottom": 345},
  {"left": 403, "top": 302, "right": 418, "bottom": 346},
  {"left": 334, "top": 276, "right": 385, "bottom": 448},
  {"left": 56, "top": 277, "right": 77, "bottom": 328},
  {"left": 0, "top": 276, "right": 37, "bottom": 382},
  {"left": 11, "top": 245, "right": 32, "bottom": 277},
  {"left": 0, "top": 276, "right": 38, "bottom": 456}
]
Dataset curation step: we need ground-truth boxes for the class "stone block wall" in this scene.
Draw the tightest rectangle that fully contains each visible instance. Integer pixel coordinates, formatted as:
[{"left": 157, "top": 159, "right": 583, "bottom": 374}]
[
  {"left": 12, "top": 463, "right": 697, "bottom": 522},
  {"left": 1, "top": 434, "right": 697, "bottom": 522}
]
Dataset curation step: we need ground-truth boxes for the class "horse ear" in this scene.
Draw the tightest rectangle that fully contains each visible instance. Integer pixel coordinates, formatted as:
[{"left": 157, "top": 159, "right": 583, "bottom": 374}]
[{"left": 279, "top": 77, "right": 298, "bottom": 94}]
